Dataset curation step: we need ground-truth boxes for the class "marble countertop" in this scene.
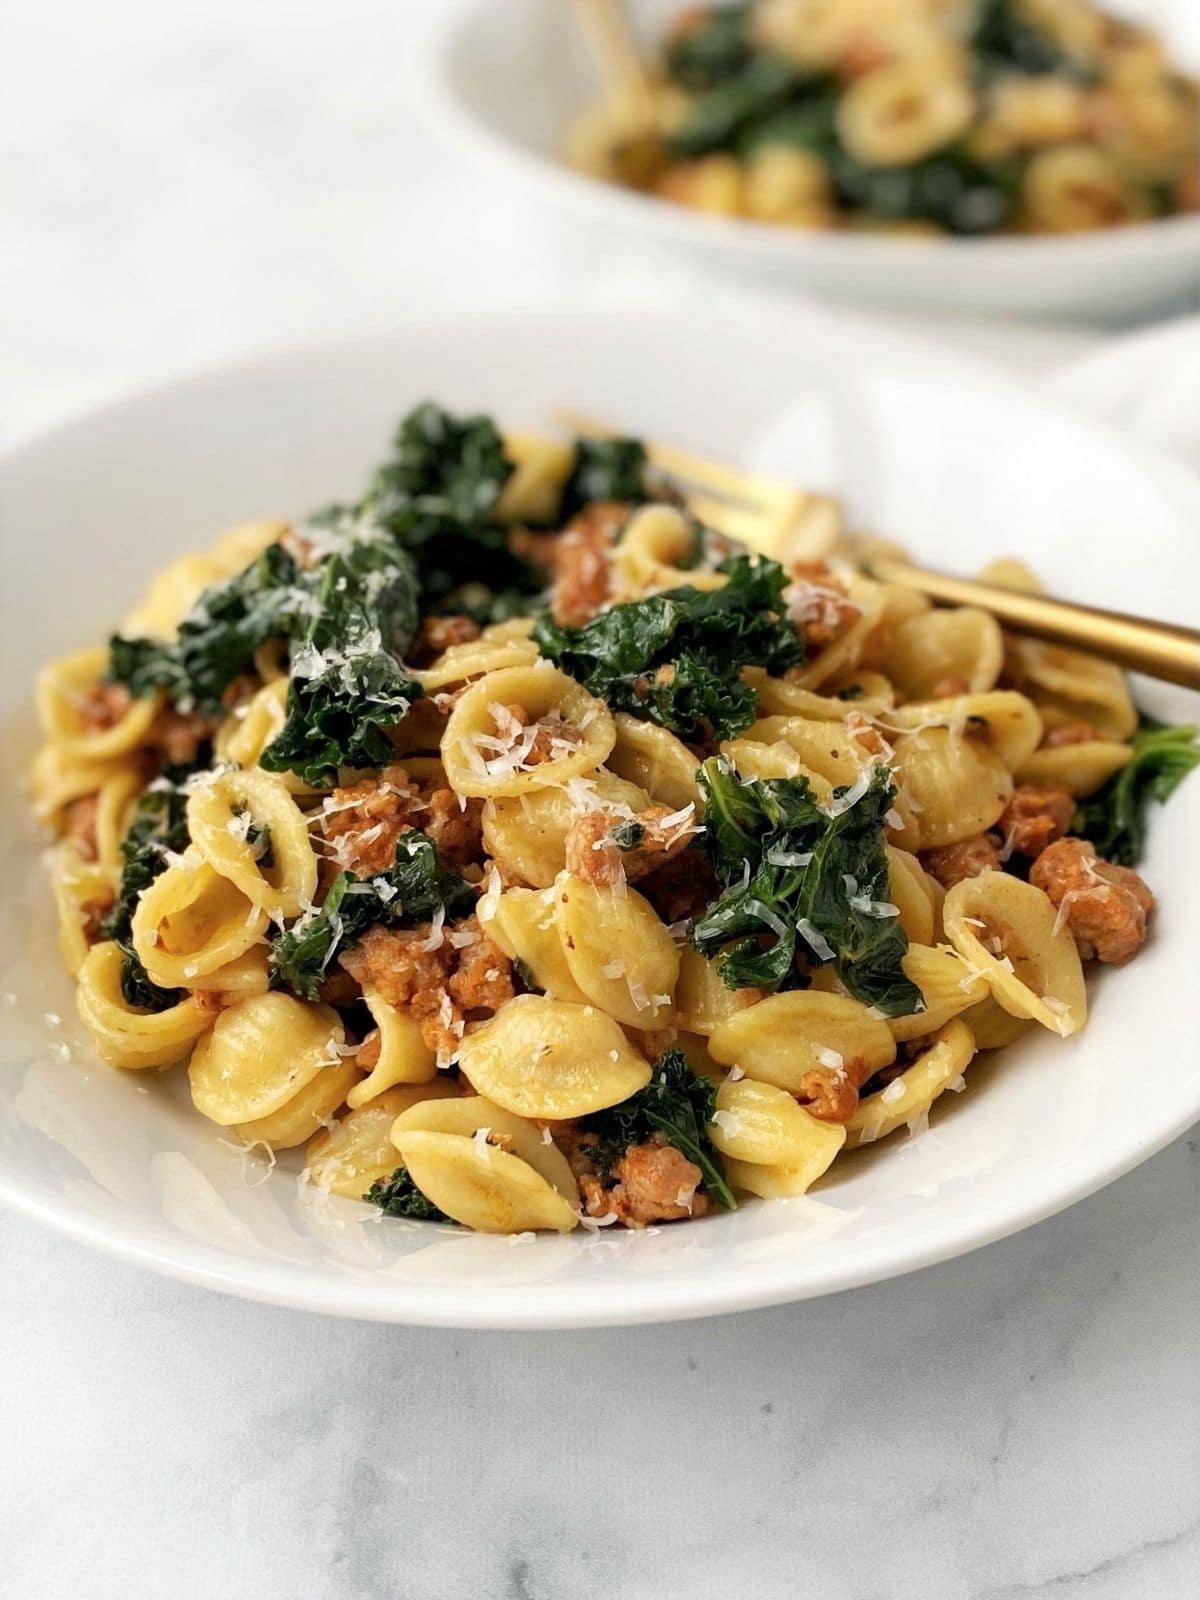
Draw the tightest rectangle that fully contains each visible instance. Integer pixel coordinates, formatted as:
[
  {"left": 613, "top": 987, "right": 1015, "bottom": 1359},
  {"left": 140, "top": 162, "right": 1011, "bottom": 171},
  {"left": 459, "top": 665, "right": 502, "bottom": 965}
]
[{"left": 3, "top": 3, "right": 1197, "bottom": 1596}]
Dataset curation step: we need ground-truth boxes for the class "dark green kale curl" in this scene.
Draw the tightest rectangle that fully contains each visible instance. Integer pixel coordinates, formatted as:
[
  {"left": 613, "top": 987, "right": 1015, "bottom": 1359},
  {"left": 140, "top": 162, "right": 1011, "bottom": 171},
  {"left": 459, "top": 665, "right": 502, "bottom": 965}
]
[
  {"left": 691, "top": 757, "right": 922, "bottom": 1015},
  {"left": 532, "top": 554, "right": 803, "bottom": 742}
]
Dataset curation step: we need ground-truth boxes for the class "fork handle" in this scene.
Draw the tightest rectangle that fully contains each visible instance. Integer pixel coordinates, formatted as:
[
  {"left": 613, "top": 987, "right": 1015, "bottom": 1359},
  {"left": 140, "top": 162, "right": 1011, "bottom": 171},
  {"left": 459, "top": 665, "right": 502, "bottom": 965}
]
[{"left": 865, "top": 557, "right": 1200, "bottom": 690}]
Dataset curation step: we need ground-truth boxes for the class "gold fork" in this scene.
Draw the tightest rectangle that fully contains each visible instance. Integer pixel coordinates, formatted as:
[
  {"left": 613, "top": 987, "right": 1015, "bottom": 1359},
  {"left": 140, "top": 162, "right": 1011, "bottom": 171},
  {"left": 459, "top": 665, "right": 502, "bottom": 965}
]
[{"left": 561, "top": 412, "right": 1200, "bottom": 690}]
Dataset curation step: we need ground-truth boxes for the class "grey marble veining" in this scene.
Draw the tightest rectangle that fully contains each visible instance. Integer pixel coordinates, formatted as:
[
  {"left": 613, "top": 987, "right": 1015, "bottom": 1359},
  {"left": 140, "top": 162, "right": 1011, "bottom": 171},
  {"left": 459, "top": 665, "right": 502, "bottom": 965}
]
[{"left": 3, "top": 3, "right": 1197, "bottom": 1596}]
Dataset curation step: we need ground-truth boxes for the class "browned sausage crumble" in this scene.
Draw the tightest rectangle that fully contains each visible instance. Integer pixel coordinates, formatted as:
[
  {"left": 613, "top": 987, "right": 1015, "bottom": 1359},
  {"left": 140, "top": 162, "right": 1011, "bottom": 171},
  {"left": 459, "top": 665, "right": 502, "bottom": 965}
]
[{"left": 1030, "top": 837, "right": 1154, "bottom": 965}]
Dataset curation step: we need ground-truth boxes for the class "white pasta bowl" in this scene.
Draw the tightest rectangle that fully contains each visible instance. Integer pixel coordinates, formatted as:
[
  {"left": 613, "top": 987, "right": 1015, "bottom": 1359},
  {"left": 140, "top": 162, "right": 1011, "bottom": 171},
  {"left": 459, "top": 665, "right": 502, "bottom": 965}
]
[
  {"left": 1, "top": 299, "right": 1198, "bottom": 1327},
  {"left": 418, "top": 0, "right": 1200, "bottom": 318}
]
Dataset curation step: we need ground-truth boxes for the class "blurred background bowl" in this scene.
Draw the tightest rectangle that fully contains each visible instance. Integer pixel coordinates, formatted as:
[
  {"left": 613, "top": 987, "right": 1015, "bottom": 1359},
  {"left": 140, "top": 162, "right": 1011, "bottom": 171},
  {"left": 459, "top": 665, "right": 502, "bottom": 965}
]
[{"left": 422, "top": 0, "right": 1200, "bottom": 320}]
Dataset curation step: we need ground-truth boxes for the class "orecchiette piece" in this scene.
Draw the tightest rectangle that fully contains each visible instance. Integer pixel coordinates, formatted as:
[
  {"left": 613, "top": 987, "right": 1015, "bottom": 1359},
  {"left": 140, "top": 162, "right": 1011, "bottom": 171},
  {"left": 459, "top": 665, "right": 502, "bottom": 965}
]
[
  {"left": 305, "top": 1080, "right": 462, "bottom": 1199},
  {"left": 553, "top": 872, "right": 679, "bottom": 1028},
  {"left": 441, "top": 664, "right": 615, "bottom": 797},
  {"left": 943, "top": 871, "right": 1087, "bottom": 1036},
  {"left": 390, "top": 1094, "right": 578, "bottom": 1201},
  {"left": 75, "top": 941, "right": 213, "bottom": 1069},
  {"left": 607, "top": 712, "right": 702, "bottom": 809},
  {"left": 36, "top": 647, "right": 161, "bottom": 760},
  {"left": 845, "top": 1019, "right": 976, "bottom": 1149},
  {"left": 131, "top": 850, "right": 269, "bottom": 988},
  {"left": 709, "top": 991, "right": 896, "bottom": 1092},
  {"left": 456, "top": 994, "right": 652, "bottom": 1119},
  {"left": 392, "top": 1131, "right": 578, "bottom": 1233},
  {"left": 481, "top": 769, "right": 649, "bottom": 889},
  {"left": 188, "top": 992, "right": 347, "bottom": 1126},
  {"left": 886, "top": 943, "right": 988, "bottom": 1044},
  {"left": 234, "top": 1058, "right": 361, "bottom": 1150},
  {"left": 345, "top": 987, "right": 438, "bottom": 1108},
  {"left": 186, "top": 768, "right": 318, "bottom": 919},
  {"left": 710, "top": 1077, "right": 839, "bottom": 1168},
  {"left": 486, "top": 886, "right": 593, "bottom": 1007}
]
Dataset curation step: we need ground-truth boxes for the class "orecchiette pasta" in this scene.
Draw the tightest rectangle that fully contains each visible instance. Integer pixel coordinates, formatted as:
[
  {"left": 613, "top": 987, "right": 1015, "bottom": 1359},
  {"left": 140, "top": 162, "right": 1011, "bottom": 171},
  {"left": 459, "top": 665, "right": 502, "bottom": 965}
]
[
  {"left": 943, "top": 871, "right": 1087, "bottom": 1036},
  {"left": 188, "top": 993, "right": 347, "bottom": 1125},
  {"left": 456, "top": 995, "right": 652, "bottom": 1119},
  {"left": 845, "top": 1020, "right": 976, "bottom": 1148},
  {"left": 442, "top": 664, "right": 615, "bottom": 797},
  {"left": 131, "top": 851, "right": 269, "bottom": 988},
  {"left": 37, "top": 398, "right": 1189, "bottom": 1237}
]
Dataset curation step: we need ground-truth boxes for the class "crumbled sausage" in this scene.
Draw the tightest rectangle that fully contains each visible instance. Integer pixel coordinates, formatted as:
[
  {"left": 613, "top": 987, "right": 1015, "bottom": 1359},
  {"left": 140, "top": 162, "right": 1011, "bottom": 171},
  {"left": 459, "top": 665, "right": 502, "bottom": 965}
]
[
  {"left": 795, "top": 1055, "right": 872, "bottom": 1123},
  {"left": 568, "top": 1131, "right": 709, "bottom": 1227},
  {"left": 1041, "top": 720, "right": 1099, "bottom": 748},
  {"left": 492, "top": 703, "right": 582, "bottom": 767},
  {"left": 320, "top": 763, "right": 483, "bottom": 875},
  {"left": 1030, "top": 837, "right": 1154, "bottom": 965},
  {"left": 563, "top": 802, "right": 697, "bottom": 887},
  {"left": 339, "top": 915, "right": 514, "bottom": 1060},
  {"left": 922, "top": 833, "right": 1001, "bottom": 888},
  {"left": 997, "top": 783, "right": 1076, "bottom": 859},
  {"left": 63, "top": 795, "right": 99, "bottom": 861},
  {"left": 413, "top": 613, "right": 481, "bottom": 665},
  {"left": 146, "top": 703, "right": 223, "bottom": 766},
  {"left": 356, "top": 1028, "right": 382, "bottom": 1071},
  {"left": 784, "top": 562, "right": 861, "bottom": 652},
  {"left": 514, "top": 501, "right": 627, "bottom": 626}
]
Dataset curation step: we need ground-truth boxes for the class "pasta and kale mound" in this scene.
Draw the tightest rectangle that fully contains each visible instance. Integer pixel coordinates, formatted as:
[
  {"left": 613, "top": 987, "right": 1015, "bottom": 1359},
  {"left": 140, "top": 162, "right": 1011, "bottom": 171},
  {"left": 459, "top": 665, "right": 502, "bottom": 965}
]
[
  {"left": 570, "top": 0, "right": 1199, "bottom": 239},
  {"left": 32, "top": 401, "right": 1197, "bottom": 1235}
]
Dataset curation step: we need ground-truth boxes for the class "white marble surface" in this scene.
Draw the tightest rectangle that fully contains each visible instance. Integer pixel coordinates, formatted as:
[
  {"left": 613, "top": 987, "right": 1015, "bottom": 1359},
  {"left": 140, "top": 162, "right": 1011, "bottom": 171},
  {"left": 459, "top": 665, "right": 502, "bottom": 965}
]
[{"left": 3, "top": 3, "right": 1198, "bottom": 1596}]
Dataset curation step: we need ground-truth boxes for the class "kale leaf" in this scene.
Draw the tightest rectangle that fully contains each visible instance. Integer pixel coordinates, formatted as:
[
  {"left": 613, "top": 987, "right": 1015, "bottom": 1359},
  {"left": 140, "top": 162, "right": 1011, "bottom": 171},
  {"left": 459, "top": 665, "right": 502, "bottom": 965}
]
[
  {"left": 690, "top": 757, "right": 922, "bottom": 1015},
  {"left": 99, "top": 772, "right": 196, "bottom": 1013},
  {"left": 269, "top": 831, "right": 475, "bottom": 1000},
  {"left": 109, "top": 543, "right": 310, "bottom": 713},
  {"left": 116, "top": 939, "right": 184, "bottom": 1013},
  {"left": 359, "top": 401, "right": 541, "bottom": 615},
  {"left": 1070, "top": 716, "right": 1198, "bottom": 866},
  {"left": 259, "top": 535, "right": 423, "bottom": 786},
  {"left": 664, "top": 5, "right": 753, "bottom": 91},
  {"left": 364, "top": 1166, "right": 448, "bottom": 1221},
  {"left": 583, "top": 1049, "right": 735, "bottom": 1210},
  {"left": 560, "top": 437, "right": 651, "bottom": 520},
  {"left": 667, "top": 52, "right": 820, "bottom": 157},
  {"left": 101, "top": 775, "right": 193, "bottom": 944},
  {"left": 531, "top": 553, "right": 803, "bottom": 742}
]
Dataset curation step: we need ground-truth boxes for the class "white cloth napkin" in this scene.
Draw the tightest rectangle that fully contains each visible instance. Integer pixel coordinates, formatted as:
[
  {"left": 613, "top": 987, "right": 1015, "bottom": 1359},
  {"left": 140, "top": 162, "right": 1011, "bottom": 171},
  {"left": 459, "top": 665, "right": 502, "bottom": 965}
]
[{"left": 1045, "top": 314, "right": 1200, "bottom": 470}]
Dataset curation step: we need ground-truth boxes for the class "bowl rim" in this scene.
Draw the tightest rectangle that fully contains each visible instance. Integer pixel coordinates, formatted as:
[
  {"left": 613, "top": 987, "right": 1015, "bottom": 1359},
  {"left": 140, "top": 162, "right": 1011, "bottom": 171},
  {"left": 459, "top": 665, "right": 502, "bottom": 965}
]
[
  {"left": 2, "top": 303, "right": 1198, "bottom": 1328},
  {"left": 417, "top": 0, "right": 1200, "bottom": 276}
]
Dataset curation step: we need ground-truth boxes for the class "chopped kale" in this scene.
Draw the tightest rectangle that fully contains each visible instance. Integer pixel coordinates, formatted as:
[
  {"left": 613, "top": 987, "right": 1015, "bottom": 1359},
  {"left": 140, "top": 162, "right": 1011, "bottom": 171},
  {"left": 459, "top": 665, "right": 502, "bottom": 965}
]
[
  {"left": 100, "top": 774, "right": 194, "bottom": 944},
  {"left": 1071, "top": 716, "right": 1199, "bottom": 866},
  {"left": 364, "top": 1165, "right": 448, "bottom": 1221},
  {"left": 359, "top": 401, "right": 542, "bottom": 614},
  {"left": 531, "top": 553, "right": 803, "bottom": 742},
  {"left": 829, "top": 145, "right": 1017, "bottom": 235},
  {"left": 664, "top": 5, "right": 753, "bottom": 91},
  {"left": 970, "top": 0, "right": 1081, "bottom": 79},
  {"left": 583, "top": 1048, "right": 735, "bottom": 1210},
  {"left": 690, "top": 757, "right": 921, "bottom": 1015},
  {"left": 269, "top": 831, "right": 475, "bottom": 1000},
  {"left": 667, "top": 52, "right": 821, "bottom": 157},
  {"left": 109, "top": 543, "right": 310, "bottom": 713},
  {"left": 259, "top": 536, "right": 423, "bottom": 786},
  {"left": 560, "top": 437, "right": 651, "bottom": 520},
  {"left": 116, "top": 939, "right": 184, "bottom": 1013}
]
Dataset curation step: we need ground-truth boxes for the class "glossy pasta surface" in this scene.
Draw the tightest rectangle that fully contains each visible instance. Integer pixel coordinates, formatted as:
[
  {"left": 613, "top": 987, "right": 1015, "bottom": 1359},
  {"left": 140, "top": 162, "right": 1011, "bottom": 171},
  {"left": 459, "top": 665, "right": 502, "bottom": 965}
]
[{"left": 32, "top": 400, "right": 1194, "bottom": 1238}]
